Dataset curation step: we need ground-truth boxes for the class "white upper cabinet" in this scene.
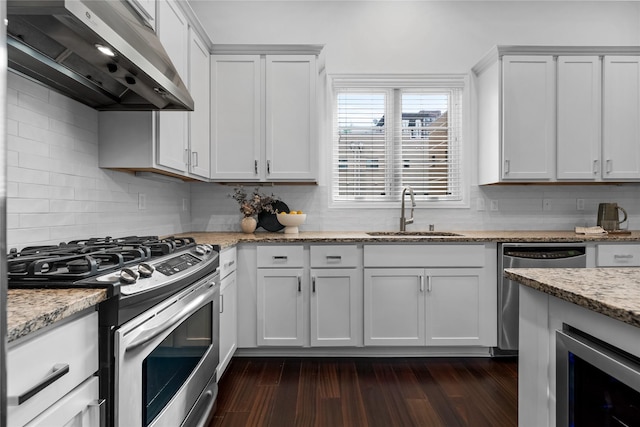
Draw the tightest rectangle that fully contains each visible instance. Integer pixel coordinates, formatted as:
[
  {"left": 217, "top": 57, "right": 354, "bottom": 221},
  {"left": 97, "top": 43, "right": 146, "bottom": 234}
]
[
  {"left": 210, "top": 47, "right": 321, "bottom": 182},
  {"left": 210, "top": 55, "right": 262, "bottom": 181},
  {"left": 557, "top": 56, "right": 601, "bottom": 180},
  {"left": 602, "top": 56, "right": 640, "bottom": 180},
  {"left": 501, "top": 56, "right": 555, "bottom": 181},
  {"left": 474, "top": 46, "right": 640, "bottom": 184},
  {"left": 99, "top": 0, "right": 212, "bottom": 182},
  {"left": 264, "top": 56, "right": 317, "bottom": 181},
  {"left": 188, "top": 29, "right": 211, "bottom": 179},
  {"left": 156, "top": 0, "right": 189, "bottom": 173}
]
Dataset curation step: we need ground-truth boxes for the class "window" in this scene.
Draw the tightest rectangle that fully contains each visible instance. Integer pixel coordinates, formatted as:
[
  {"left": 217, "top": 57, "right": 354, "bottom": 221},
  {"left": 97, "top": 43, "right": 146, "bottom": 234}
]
[{"left": 332, "top": 75, "right": 465, "bottom": 206}]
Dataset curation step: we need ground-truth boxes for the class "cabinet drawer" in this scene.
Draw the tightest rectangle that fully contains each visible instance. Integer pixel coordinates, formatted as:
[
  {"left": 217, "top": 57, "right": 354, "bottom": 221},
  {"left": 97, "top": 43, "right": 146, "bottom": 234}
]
[
  {"left": 257, "top": 245, "right": 304, "bottom": 267},
  {"left": 25, "top": 377, "right": 100, "bottom": 427},
  {"left": 8, "top": 312, "right": 99, "bottom": 427},
  {"left": 364, "top": 244, "right": 486, "bottom": 267},
  {"left": 310, "top": 245, "right": 359, "bottom": 268},
  {"left": 220, "top": 246, "right": 237, "bottom": 279},
  {"left": 597, "top": 244, "right": 640, "bottom": 267}
]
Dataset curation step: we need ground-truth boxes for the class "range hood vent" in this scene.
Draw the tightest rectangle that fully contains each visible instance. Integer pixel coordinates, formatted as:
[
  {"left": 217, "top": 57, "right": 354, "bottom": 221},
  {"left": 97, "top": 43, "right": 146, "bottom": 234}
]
[{"left": 7, "top": 0, "right": 194, "bottom": 111}]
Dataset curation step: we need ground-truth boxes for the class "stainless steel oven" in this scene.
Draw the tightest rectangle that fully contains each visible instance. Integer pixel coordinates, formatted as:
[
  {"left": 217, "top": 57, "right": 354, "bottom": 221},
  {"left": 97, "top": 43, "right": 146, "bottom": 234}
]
[
  {"left": 557, "top": 327, "right": 640, "bottom": 426},
  {"left": 7, "top": 236, "right": 220, "bottom": 427},
  {"left": 115, "top": 272, "right": 219, "bottom": 427}
]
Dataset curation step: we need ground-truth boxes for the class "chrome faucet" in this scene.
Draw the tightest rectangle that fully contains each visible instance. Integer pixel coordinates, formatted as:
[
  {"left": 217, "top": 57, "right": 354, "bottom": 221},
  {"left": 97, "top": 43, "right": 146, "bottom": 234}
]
[{"left": 400, "top": 186, "right": 416, "bottom": 231}]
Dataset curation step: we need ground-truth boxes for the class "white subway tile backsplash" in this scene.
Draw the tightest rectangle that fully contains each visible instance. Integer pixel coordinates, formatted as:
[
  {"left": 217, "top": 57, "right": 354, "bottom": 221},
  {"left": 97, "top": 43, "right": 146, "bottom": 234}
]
[
  {"left": 18, "top": 183, "right": 74, "bottom": 200},
  {"left": 7, "top": 72, "right": 48, "bottom": 101},
  {"left": 9, "top": 133, "right": 50, "bottom": 156},
  {"left": 20, "top": 213, "right": 76, "bottom": 228},
  {"left": 7, "top": 166, "right": 50, "bottom": 185},
  {"left": 7, "top": 227, "right": 51, "bottom": 248},
  {"left": 6, "top": 151, "right": 18, "bottom": 167},
  {"left": 7, "top": 199, "right": 49, "bottom": 214},
  {"left": 7, "top": 74, "right": 190, "bottom": 248}
]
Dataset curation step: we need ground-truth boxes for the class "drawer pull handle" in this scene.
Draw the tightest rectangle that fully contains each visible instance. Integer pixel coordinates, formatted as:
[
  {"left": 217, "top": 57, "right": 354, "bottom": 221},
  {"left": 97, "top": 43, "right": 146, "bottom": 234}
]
[
  {"left": 224, "top": 260, "right": 235, "bottom": 268},
  {"left": 8, "top": 363, "right": 70, "bottom": 406},
  {"left": 614, "top": 254, "right": 634, "bottom": 259},
  {"left": 273, "top": 256, "right": 288, "bottom": 261},
  {"left": 326, "top": 255, "right": 342, "bottom": 261}
]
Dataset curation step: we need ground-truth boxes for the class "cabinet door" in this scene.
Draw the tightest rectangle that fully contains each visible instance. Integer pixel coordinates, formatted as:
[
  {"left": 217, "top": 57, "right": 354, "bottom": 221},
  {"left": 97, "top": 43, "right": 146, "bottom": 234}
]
[
  {"left": 501, "top": 56, "right": 555, "bottom": 180},
  {"left": 188, "top": 30, "right": 211, "bottom": 179},
  {"left": 265, "top": 55, "right": 317, "bottom": 181},
  {"left": 603, "top": 56, "right": 640, "bottom": 180},
  {"left": 157, "top": 0, "right": 188, "bottom": 172},
  {"left": 364, "top": 268, "right": 425, "bottom": 346},
  {"left": 257, "top": 268, "right": 305, "bottom": 346},
  {"left": 424, "top": 268, "right": 487, "bottom": 346},
  {"left": 557, "top": 56, "right": 601, "bottom": 180},
  {"left": 218, "top": 271, "right": 237, "bottom": 380},
  {"left": 310, "top": 269, "right": 361, "bottom": 347},
  {"left": 210, "top": 55, "right": 262, "bottom": 180}
]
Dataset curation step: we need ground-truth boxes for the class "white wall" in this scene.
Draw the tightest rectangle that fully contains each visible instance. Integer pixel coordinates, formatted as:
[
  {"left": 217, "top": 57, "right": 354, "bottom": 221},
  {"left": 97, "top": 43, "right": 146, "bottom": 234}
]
[
  {"left": 190, "top": 0, "right": 640, "bottom": 232},
  {"left": 6, "top": 73, "right": 191, "bottom": 249}
]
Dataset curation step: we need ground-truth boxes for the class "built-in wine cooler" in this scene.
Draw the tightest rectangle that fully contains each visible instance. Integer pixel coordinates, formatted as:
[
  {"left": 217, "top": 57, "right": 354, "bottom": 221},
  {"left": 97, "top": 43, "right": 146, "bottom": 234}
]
[{"left": 556, "top": 327, "right": 640, "bottom": 426}]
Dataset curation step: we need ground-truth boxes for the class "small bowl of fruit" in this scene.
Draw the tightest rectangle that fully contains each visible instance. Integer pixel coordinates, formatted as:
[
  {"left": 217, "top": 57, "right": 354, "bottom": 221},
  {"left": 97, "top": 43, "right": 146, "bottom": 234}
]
[{"left": 276, "top": 210, "right": 306, "bottom": 234}]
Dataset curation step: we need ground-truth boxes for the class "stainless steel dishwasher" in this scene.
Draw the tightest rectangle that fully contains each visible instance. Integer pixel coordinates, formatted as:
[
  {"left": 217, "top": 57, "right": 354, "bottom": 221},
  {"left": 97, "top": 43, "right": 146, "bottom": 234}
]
[{"left": 496, "top": 243, "right": 587, "bottom": 356}]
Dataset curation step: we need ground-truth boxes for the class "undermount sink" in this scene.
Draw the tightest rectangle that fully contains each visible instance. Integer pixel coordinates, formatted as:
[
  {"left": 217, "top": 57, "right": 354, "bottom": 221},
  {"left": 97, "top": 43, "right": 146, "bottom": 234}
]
[{"left": 366, "top": 231, "right": 462, "bottom": 237}]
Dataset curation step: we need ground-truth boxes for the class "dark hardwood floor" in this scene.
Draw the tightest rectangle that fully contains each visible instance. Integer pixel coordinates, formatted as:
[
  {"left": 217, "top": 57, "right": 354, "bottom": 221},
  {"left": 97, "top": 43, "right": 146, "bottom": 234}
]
[{"left": 209, "top": 357, "right": 518, "bottom": 427}]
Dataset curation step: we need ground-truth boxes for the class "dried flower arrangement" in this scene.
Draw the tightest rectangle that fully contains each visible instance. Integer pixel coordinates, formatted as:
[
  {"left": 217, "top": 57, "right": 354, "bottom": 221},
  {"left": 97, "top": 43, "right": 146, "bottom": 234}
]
[{"left": 230, "top": 186, "right": 281, "bottom": 217}]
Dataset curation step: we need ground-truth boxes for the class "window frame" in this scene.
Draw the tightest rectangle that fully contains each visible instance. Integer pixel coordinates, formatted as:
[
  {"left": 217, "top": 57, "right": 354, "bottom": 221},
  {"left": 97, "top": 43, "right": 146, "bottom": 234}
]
[{"left": 329, "top": 74, "right": 470, "bottom": 209}]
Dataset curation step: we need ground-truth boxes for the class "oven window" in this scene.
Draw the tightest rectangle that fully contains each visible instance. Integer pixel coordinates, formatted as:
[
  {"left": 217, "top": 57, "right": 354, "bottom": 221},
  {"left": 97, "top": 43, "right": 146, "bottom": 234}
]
[
  {"left": 142, "top": 302, "right": 212, "bottom": 426},
  {"left": 569, "top": 352, "right": 640, "bottom": 427}
]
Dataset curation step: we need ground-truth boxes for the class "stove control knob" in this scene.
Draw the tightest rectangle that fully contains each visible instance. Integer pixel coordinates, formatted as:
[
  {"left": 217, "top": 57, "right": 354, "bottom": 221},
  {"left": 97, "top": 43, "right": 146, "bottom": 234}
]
[
  {"left": 119, "top": 267, "right": 139, "bottom": 285},
  {"left": 195, "top": 245, "right": 206, "bottom": 256},
  {"left": 138, "top": 262, "right": 154, "bottom": 278},
  {"left": 204, "top": 244, "right": 213, "bottom": 253}
]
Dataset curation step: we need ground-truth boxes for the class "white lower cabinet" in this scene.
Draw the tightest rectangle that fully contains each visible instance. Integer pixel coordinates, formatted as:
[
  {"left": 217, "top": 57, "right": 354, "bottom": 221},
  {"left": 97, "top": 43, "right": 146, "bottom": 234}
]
[
  {"left": 218, "top": 247, "right": 238, "bottom": 380},
  {"left": 257, "top": 267, "right": 306, "bottom": 346},
  {"left": 25, "top": 377, "right": 101, "bottom": 427},
  {"left": 364, "top": 268, "right": 486, "bottom": 346},
  {"left": 309, "top": 244, "right": 362, "bottom": 347},
  {"left": 255, "top": 244, "right": 363, "bottom": 348},
  {"left": 364, "top": 268, "right": 425, "bottom": 346},
  {"left": 243, "top": 243, "right": 496, "bottom": 352},
  {"left": 363, "top": 244, "right": 496, "bottom": 347},
  {"left": 7, "top": 311, "right": 100, "bottom": 427}
]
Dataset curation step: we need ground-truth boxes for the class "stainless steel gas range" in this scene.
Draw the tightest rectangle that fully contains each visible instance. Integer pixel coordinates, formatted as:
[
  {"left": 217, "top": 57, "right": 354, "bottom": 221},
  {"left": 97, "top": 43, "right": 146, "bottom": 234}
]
[{"left": 8, "top": 236, "right": 220, "bottom": 427}]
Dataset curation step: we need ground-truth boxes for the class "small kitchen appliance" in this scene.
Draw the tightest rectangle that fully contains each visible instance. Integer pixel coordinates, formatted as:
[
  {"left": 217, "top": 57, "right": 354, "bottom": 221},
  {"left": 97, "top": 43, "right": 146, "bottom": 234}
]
[
  {"left": 7, "top": 236, "right": 220, "bottom": 427},
  {"left": 597, "top": 203, "right": 628, "bottom": 231}
]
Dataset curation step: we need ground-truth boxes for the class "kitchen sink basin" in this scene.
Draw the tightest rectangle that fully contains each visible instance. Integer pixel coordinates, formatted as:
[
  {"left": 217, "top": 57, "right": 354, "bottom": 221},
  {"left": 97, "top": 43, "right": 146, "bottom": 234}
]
[{"left": 366, "top": 231, "right": 462, "bottom": 237}]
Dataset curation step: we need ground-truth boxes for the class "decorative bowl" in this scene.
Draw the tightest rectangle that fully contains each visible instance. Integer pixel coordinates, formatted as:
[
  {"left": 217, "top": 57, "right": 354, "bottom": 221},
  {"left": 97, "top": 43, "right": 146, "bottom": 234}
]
[{"left": 276, "top": 213, "right": 307, "bottom": 234}]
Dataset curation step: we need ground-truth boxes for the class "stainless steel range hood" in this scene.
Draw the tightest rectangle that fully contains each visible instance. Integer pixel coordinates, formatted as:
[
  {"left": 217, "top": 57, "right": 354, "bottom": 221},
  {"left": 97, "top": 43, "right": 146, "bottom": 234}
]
[{"left": 7, "top": 0, "right": 194, "bottom": 111}]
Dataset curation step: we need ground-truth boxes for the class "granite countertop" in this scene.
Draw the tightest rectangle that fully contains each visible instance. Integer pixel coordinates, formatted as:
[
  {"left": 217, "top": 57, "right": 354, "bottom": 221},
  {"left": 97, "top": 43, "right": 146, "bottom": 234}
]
[
  {"left": 177, "top": 230, "right": 640, "bottom": 249},
  {"left": 505, "top": 268, "right": 640, "bottom": 328},
  {"left": 7, "top": 288, "right": 107, "bottom": 343}
]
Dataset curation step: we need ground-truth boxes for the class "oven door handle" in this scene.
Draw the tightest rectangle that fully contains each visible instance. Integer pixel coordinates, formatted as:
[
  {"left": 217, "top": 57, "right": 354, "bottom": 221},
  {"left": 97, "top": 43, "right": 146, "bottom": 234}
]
[{"left": 125, "top": 284, "right": 217, "bottom": 352}]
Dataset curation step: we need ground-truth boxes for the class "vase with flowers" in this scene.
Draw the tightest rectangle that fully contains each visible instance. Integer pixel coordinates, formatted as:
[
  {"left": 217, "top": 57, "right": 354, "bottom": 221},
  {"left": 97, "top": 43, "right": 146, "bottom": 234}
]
[{"left": 230, "top": 186, "right": 280, "bottom": 234}]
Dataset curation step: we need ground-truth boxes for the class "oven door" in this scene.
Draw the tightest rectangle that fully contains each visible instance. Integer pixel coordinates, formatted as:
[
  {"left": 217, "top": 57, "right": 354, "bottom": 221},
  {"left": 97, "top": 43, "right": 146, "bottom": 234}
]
[
  {"left": 115, "top": 274, "right": 220, "bottom": 427},
  {"left": 556, "top": 328, "right": 640, "bottom": 427}
]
